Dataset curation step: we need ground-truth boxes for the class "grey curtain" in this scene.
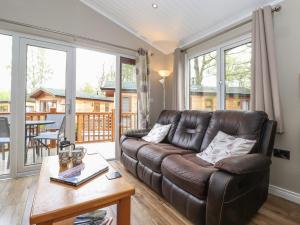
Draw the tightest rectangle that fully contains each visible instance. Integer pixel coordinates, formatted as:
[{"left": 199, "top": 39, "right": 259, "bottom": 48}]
[
  {"left": 136, "top": 48, "right": 150, "bottom": 129},
  {"left": 172, "top": 48, "right": 186, "bottom": 110},
  {"left": 251, "top": 6, "right": 284, "bottom": 133}
]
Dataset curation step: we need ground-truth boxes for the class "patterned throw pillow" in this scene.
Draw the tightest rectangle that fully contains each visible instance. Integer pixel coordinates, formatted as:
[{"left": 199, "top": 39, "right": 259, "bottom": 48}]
[
  {"left": 196, "top": 131, "right": 256, "bottom": 165},
  {"left": 142, "top": 123, "right": 172, "bottom": 143}
]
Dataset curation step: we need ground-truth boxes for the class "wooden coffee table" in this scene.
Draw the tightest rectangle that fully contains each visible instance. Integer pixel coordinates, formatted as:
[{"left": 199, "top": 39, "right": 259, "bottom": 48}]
[{"left": 30, "top": 154, "right": 135, "bottom": 225}]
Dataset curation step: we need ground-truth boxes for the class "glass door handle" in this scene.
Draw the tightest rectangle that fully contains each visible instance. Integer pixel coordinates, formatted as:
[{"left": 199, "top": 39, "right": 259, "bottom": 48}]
[{"left": 65, "top": 100, "right": 72, "bottom": 115}]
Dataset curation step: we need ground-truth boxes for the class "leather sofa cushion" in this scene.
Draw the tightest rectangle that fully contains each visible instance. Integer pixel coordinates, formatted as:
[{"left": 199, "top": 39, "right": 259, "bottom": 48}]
[
  {"left": 201, "top": 110, "right": 268, "bottom": 152},
  {"left": 137, "top": 143, "right": 193, "bottom": 173},
  {"left": 162, "top": 154, "right": 217, "bottom": 199},
  {"left": 121, "top": 138, "right": 149, "bottom": 159},
  {"left": 156, "top": 110, "right": 182, "bottom": 143},
  {"left": 171, "top": 111, "right": 212, "bottom": 152},
  {"left": 162, "top": 177, "right": 207, "bottom": 225},
  {"left": 121, "top": 152, "right": 138, "bottom": 177}
]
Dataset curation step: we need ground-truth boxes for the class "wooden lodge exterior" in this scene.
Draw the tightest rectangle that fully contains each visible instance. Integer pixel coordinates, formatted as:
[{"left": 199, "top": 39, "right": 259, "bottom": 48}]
[
  {"left": 190, "top": 85, "right": 250, "bottom": 111},
  {"left": 29, "top": 88, "right": 114, "bottom": 113}
]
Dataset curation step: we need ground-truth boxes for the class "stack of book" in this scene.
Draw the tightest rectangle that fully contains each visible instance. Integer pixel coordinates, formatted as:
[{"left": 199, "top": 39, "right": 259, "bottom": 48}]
[{"left": 74, "top": 209, "right": 113, "bottom": 225}]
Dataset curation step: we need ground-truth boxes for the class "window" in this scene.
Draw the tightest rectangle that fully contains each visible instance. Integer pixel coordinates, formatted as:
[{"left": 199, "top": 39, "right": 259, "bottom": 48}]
[
  {"left": 122, "top": 96, "right": 130, "bottom": 113},
  {"left": 39, "top": 100, "right": 57, "bottom": 112},
  {"left": 224, "top": 43, "right": 251, "bottom": 110},
  {"left": 105, "top": 103, "right": 110, "bottom": 112},
  {"left": 187, "top": 36, "right": 251, "bottom": 111},
  {"left": 189, "top": 51, "right": 217, "bottom": 111}
]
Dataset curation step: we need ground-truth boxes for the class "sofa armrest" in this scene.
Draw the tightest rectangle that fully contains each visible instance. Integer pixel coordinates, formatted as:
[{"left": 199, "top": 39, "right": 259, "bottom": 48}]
[
  {"left": 206, "top": 167, "right": 270, "bottom": 225},
  {"left": 123, "top": 128, "right": 151, "bottom": 138},
  {"left": 214, "top": 153, "right": 271, "bottom": 175}
]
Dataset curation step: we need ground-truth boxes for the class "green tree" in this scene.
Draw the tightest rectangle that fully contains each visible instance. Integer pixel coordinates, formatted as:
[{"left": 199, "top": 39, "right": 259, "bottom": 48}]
[
  {"left": 27, "top": 48, "right": 53, "bottom": 93},
  {"left": 96, "top": 64, "right": 106, "bottom": 95},
  {"left": 105, "top": 65, "right": 116, "bottom": 81},
  {"left": 0, "top": 91, "right": 10, "bottom": 101},
  {"left": 81, "top": 83, "right": 95, "bottom": 94},
  {"left": 122, "top": 64, "right": 136, "bottom": 82},
  {"left": 192, "top": 43, "right": 251, "bottom": 89},
  {"left": 96, "top": 64, "right": 116, "bottom": 95},
  {"left": 225, "top": 43, "right": 251, "bottom": 89},
  {"left": 193, "top": 52, "right": 217, "bottom": 86}
]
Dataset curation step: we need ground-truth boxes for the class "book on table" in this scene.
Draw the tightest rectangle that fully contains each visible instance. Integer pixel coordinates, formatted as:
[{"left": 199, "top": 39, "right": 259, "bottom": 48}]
[{"left": 50, "top": 157, "right": 109, "bottom": 186}]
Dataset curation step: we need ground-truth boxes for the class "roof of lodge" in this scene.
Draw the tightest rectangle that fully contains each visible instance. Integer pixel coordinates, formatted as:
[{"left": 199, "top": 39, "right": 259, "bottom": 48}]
[
  {"left": 29, "top": 88, "right": 114, "bottom": 102},
  {"left": 190, "top": 85, "right": 250, "bottom": 95},
  {"left": 101, "top": 80, "right": 137, "bottom": 91},
  {"left": 101, "top": 81, "right": 249, "bottom": 95}
]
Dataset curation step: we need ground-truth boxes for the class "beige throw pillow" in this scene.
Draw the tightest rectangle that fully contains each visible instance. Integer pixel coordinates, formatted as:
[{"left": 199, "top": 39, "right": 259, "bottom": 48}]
[
  {"left": 142, "top": 123, "right": 171, "bottom": 143},
  {"left": 196, "top": 131, "right": 256, "bottom": 165}
]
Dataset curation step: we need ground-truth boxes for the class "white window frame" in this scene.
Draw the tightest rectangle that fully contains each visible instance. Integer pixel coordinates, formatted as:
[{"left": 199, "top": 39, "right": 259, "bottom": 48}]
[{"left": 186, "top": 34, "right": 251, "bottom": 110}]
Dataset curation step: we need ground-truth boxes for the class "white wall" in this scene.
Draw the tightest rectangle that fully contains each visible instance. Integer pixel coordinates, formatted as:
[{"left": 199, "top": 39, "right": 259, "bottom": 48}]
[
  {"left": 0, "top": 0, "right": 168, "bottom": 124},
  {"left": 271, "top": 0, "right": 300, "bottom": 194}
]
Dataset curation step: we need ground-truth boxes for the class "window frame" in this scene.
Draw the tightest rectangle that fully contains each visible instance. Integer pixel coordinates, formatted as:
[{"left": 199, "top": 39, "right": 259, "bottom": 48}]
[{"left": 186, "top": 34, "right": 251, "bottom": 111}]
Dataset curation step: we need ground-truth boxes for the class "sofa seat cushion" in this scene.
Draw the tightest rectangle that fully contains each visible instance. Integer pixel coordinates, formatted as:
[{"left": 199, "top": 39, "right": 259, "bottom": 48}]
[
  {"left": 137, "top": 143, "right": 193, "bottom": 173},
  {"left": 161, "top": 154, "right": 218, "bottom": 199},
  {"left": 121, "top": 138, "right": 149, "bottom": 159}
]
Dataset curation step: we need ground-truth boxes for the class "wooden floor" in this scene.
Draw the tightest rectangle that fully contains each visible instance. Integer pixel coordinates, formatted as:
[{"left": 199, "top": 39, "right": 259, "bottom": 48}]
[{"left": 1, "top": 161, "right": 300, "bottom": 225}]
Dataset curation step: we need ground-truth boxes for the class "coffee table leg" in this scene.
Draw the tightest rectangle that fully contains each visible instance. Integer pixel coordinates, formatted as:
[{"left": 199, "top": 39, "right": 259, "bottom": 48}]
[{"left": 117, "top": 196, "right": 131, "bottom": 225}]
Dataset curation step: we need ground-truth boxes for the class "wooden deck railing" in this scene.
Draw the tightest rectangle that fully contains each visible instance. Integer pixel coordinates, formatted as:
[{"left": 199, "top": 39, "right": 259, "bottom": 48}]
[
  {"left": 76, "top": 112, "right": 115, "bottom": 143},
  {"left": 0, "top": 111, "right": 137, "bottom": 143},
  {"left": 120, "top": 112, "right": 138, "bottom": 135}
]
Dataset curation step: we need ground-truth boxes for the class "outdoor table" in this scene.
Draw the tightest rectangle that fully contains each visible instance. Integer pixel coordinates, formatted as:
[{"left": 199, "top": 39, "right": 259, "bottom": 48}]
[
  {"left": 25, "top": 120, "right": 55, "bottom": 139},
  {"left": 26, "top": 120, "right": 55, "bottom": 126}
]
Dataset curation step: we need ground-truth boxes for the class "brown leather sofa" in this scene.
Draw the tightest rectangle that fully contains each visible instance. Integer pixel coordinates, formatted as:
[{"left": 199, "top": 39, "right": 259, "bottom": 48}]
[{"left": 120, "top": 110, "right": 277, "bottom": 225}]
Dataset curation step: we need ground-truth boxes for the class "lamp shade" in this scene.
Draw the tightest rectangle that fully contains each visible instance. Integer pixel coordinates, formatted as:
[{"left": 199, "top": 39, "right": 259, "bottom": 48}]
[{"left": 158, "top": 70, "right": 171, "bottom": 78}]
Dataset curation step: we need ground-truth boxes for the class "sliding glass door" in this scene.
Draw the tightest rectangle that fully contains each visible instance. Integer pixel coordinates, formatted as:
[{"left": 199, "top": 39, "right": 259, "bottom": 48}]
[
  {"left": 17, "top": 38, "right": 74, "bottom": 173},
  {"left": 0, "top": 33, "right": 13, "bottom": 177},
  {"left": 0, "top": 30, "right": 136, "bottom": 176},
  {"left": 75, "top": 48, "right": 117, "bottom": 160},
  {"left": 120, "top": 57, "right": 138, "bottom": 135}
]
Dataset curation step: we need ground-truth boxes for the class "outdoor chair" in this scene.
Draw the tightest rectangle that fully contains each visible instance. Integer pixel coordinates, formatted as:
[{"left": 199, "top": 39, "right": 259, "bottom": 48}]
[
  {"left": 33, "top": 116, "right": 65, "bottom": 161},
  {"left": 0, "top": 117, "right": 10, "bottom": 169},
  {"left": 45, "top": 114, "right": 65, "bottom": 131}
]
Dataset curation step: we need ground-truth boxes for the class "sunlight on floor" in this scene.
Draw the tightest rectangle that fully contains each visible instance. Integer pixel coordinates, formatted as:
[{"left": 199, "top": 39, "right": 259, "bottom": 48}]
[{"left": 80, "top": 142, "right": 116, "bottom": 160}]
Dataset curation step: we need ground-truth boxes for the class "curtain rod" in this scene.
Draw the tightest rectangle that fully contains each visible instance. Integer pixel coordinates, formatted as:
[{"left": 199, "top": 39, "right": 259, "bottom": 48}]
[
  {"left": 0, "top": 17, "right": 137, "bottom": 53},
  {"left": 181, "top": 5, "right": 282, "bottom": 52}
]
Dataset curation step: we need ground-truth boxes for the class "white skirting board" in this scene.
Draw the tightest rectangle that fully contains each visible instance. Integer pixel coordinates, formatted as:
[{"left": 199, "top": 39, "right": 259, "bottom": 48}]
[{"left": 269, "top": 185, "right": 300, "bottom": 204}]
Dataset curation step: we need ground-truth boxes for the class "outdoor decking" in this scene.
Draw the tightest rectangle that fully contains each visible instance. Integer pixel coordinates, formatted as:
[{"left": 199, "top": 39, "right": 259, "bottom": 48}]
[
  {"left": 22, "top": 111, "right": 136, "bottom": 142},
  {"left": 0, "top": 111, "right": 136, "bottom": 175}
]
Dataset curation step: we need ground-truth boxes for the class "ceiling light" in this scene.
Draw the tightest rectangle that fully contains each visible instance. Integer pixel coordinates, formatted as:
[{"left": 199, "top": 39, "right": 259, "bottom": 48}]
[{"left": 152, "top": 3, "right": 158, "bottom": 9}]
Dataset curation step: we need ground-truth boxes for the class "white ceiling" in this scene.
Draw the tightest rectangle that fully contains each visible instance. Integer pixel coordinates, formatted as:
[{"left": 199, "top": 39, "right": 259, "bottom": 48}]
[{"left": 81, "top": 0, "right": 280, "bottom": 54}]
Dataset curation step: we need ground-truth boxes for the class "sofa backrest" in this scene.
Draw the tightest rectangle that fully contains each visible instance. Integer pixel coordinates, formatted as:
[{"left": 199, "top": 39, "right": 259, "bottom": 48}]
[
  {"left": 200, "top": 110, "right": 268, "bottom": 153},
  {"left": 156, "top": 110, "right": 182, "bottom": 143},
  {"left": 170, "top": 111, "right": 212, "bottom": 152}
]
